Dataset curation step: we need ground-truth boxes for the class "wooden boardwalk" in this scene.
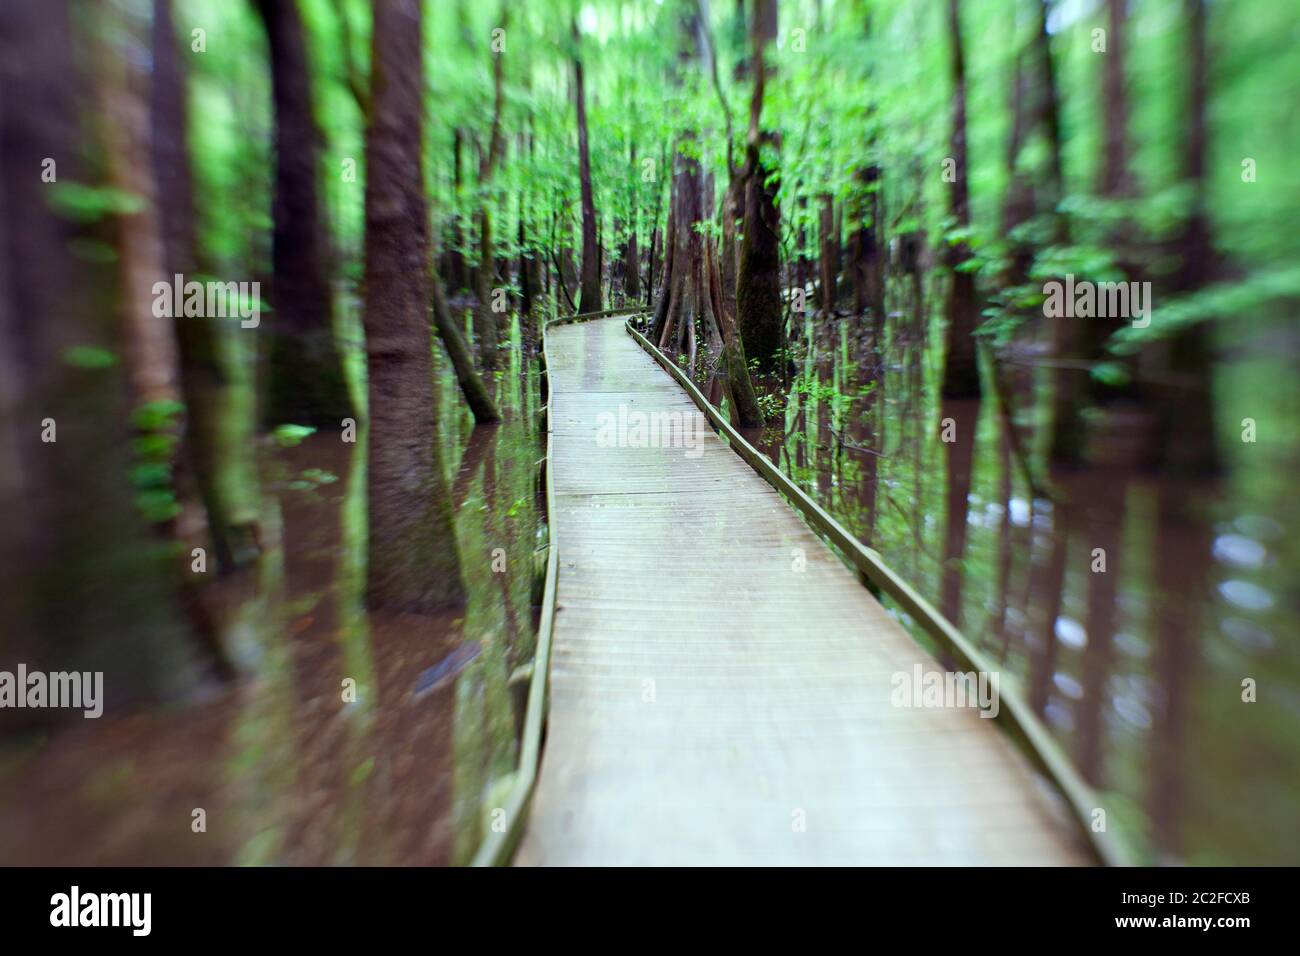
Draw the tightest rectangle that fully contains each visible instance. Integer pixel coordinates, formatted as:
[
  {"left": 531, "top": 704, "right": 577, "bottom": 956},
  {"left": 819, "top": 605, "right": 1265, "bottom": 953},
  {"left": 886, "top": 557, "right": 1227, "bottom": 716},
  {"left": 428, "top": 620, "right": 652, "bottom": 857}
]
[{"left": 515, "top": 316, "right": 1093, "bottom": 865}]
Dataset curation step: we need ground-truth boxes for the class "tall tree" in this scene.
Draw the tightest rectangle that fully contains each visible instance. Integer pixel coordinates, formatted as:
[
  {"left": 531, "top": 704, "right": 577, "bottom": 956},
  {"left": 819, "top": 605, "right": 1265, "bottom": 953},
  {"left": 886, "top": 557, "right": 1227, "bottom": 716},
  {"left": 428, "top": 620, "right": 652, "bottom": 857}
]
[
  {"left": 573, "top": 18, "right": 603, "bottom": 313},
  {"left": 817, "top": 192, "right": 838, "bottom": 315},
  {"left": 363, "top": 0, "right": 465, "bottom": 611},
  {"left": 255, "top": 0, "right": 353, "bottom": 428},
  {"left": 472, "top": 5, "right": 509, "bottom": 368},
  {"left": 649, "top": 2, "right": 761, "bottom": 426},
  {"left": 153, "top": 0, "right": 260, "bottom": 571},
  {"left": 938, "top": 0, "right": 981, "bottom": 398},
  {"left": 432, "top": 271, "right": 502, "bottom": 423},
  {"left": 1155, "top": 0, "right": 1218, "bottom": 476},
  {"left": 735, "top": 0, "right": 784, "bottom": 370},
  {"left": 0, "top": 0, "right": 200, "bottom": 708}
]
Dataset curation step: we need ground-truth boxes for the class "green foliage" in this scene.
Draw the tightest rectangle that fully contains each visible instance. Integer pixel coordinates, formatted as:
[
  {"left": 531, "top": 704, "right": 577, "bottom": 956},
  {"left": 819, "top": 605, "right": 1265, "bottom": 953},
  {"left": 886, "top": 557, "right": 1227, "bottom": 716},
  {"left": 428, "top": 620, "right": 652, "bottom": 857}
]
[
  {"left": 270, "top": 424, "right": 317, "bottom": 447},
  {"left": 128, "top": 400, "right": 185, "bottom": 525},
  {"left": 47, "top": 182, "right": 144, "bottom": 222},
  {"left": 61, "top": 345, "right": 117, "bottom": 370}
]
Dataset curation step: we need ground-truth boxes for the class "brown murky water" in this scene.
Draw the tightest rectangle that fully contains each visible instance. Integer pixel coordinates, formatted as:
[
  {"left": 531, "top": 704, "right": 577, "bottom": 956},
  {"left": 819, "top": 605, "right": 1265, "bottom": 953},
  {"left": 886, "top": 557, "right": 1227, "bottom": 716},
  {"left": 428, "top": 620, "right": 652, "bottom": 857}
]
[{"left": 0, "top": 315, "right": 542, "bottom": 865}]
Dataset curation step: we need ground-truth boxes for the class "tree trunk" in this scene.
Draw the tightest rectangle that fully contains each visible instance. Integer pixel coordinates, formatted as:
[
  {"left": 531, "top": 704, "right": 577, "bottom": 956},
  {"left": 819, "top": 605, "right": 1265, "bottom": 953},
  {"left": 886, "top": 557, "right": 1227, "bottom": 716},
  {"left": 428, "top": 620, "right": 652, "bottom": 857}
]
[
  {"left": 472, "top": 204, "right": 500, "bottom": 366},
  {"left": 98, "top": 1, "right": 238, "bottom": 677},
  {"left": 708, "top": 242, "right": 762, "bottom": 427},
  {"left": 625, "top": 220, "right": 640, "bottom": 302},
  {"left": 647, "top": 223, "right": 660, "bottom": 308},
  {"left": 735, "top": 0, "right": 783, "bottom": 370},
  {"left": 519, "top": 200, "right": 534, "bottom": 320},
  {"left": 847, "top": 164, "right": 886, "bottom": 335},
  {"left": 255, "top": 0, "right": 353, "bottom": 428},
  {"left": 432, "top": 271, "right": 501, "bottom": 424},
  {"left": 445, "top": 128, "right": 468, "bottom": 294},
  {"left": 0, "top": 0, "right": 200, "bottom": 710},
  {"left": 654, "top": 146, "right": 709, "bottom": 352},
  {"left": 1156, "top": 0, "right": 1218, "bottom": 477},
  {"left": 817, "top": 192, "right": 838, "bottom": 315},
  {"left": 1097, "top": 0, "right": 1132, "bottom": 199},
  {"left": 650, "top": 205, "right": 676, "bottom": 339},
  {"left": 473, "top": 12, "right": 509, "bottom": 367},
  {"left": 153, "top": 0, "right": 260, "bottom": 573},
  {"left": 573, "top": 21, "right": 603, "bottom": 313},
  {"left": 939, "top": 0, "right": 981, "bottom": 398},
  {"left": 940, "top": 399, "right": 980, "bottom": 629},
  {"left": 363, "top": 0, "right": 465, "bottom": 611},
  {"left": 721, "top": 176, "right": 743, "bottom": 320}
]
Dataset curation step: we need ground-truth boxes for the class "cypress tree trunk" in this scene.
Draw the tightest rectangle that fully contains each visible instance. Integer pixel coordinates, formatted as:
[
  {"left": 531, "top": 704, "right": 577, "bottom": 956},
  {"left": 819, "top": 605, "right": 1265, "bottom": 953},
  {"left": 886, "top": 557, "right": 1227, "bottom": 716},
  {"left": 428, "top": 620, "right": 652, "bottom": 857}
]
[
  {"left": 939, "top": 0, "right": 981, "bottom": 398},
  {"left": 736, "top": 138, "right": 783, "bottom": 367},
  {"left": 735, "top": 0, "right": 783, "bottom": 370},
  {"left": 573, "top": 20, "right": 603, "bottom": 313},
  {"left": 445, "top": 129, "right": 469, "bottom": 294},
  {"left": 817, "top": 192, "right": 838, "bottom": 315},
  {"left": 255, "top": 0, "right": 353, "bottom": 428},
  {"left": 519, "top": 211, "right": 534, "bottom": 318},
  {"left": 707, "top": 242, "right": 762, "bottom": 427},
  {"left": 1156, "top": 0, "right": 1218, "bottom": 477},
  {"left": 431, "top": 271, "right": 501, "bottom": 424},
  {"left": 153, "top": 0, "right": 260, "bottom": 572},
  {"left": 720, "top": 177, "right": 743, "bottom": 321},
  {"left": 473, "top": 11, "right": 509, "bottom": 368},
  {"left": 625, "top": 221, "right": 640, "bottom": 302},
  {"left": 847, "top": 164, "right": 886, "bottom": 335},
  {"left": 363, "top": 0, "right": 465, "bottom": 611},
  {"left": 650, "top": 205, "right": 676, "bottom": 340},
  {"left": 0, "top": 0, "right": 200, "bottom": 709},
  {"left": 472, "top": 205, "right": 500, "bottom": 366},
  {"left": 1048, "top": 0, "right": 1138, "bottom": 470}
]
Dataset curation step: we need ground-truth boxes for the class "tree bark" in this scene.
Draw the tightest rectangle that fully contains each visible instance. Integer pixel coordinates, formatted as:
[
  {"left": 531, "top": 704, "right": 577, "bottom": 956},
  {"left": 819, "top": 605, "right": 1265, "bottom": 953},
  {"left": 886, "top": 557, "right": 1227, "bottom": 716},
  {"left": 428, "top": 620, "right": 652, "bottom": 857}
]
[
  {"left": 431, "top": 270, "right": 501, "bottom": 423},
  {"left": 1156, "top": 0, "right": 1218, "bottom": 477},
  {"left": 1097, "top": 0, "right": 1132, "bottom": 199},
  {"left": 153, "top": 0, "right": 260, "bottom": 573},
  {"left": 735, "top": 0, "right": 783, "bottom": 370},
  {"left": 473, "top": 9, "right": 509, "bottom": 367},
  {"left": 625, "top": 199, "right": 641, "bottom": 303},
  {"left": 708, "top": 241, "right": 762, "bottom": 427},
  {"left": 0, "top": 0, "right": 200, "bottom": 709},
  {"left": 363, "top": 0, "right": 466, "bottom": 611},
  {"left": 846, "top": 164, "right": 886, "bottom": 334},
  {"left": 255, "top": 0, "right": 353, "bottom": 427},
  {"left": 573, "top": 20, "right": 603, "bottom": 313},
  {"left": 939, "top": 0, "right": 981, "bottom": 398},
  {"left": 472, "top": 204, "right": 500, "bottom": 365},
  {"left": 817, "top": 192, "right": 838, "bottom": 315}
]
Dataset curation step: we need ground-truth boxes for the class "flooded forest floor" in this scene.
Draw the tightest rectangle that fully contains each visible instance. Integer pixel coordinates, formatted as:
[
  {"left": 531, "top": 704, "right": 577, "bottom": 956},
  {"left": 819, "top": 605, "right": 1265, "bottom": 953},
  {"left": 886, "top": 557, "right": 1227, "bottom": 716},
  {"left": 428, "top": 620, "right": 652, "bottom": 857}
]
[
  {"left": 0, "top": 313, "right": 542, "bottom": 866},
  {"left": 2, "top": 293, "right": 1296, "bottom": 866}
]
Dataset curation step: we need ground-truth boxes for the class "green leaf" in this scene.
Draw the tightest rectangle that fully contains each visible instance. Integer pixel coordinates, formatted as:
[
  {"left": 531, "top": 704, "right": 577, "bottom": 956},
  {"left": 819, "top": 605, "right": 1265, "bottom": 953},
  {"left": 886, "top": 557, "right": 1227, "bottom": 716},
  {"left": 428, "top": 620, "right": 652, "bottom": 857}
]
[
  {"left": 61, "top": 345, "right": 116, "bottom": 370},
  {"left": 47, "top": 182, "right": 145, "bottom": 222},
  {"left": 271, "top": 424, "right": 318, "bottom": 447}
]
